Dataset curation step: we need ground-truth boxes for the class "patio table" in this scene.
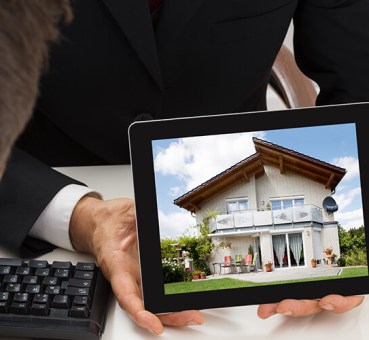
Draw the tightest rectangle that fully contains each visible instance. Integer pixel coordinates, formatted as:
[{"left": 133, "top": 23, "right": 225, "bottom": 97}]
[{"left": 212, "top": 261, "right": 242, "bottom": 275}]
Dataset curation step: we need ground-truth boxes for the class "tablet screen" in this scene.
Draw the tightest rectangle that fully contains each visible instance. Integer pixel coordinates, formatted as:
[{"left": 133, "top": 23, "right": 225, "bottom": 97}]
[{"left": 152, "top": 123, "right": 367, "bottom": 295}]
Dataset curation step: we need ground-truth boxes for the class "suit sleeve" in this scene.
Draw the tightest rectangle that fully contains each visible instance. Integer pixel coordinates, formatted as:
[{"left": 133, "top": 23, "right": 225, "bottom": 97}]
[
  {"left": 0, "top": 148, "right": 84, "bottom": 258},
  {"left": 293, "top": 0, "right": 369, "bottom": 105}
]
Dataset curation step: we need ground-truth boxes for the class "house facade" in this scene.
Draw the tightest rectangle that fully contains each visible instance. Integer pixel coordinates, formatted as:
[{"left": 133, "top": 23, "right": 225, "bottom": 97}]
[{"left": 174, "top": 138, "right": 346, "bottom": 272}]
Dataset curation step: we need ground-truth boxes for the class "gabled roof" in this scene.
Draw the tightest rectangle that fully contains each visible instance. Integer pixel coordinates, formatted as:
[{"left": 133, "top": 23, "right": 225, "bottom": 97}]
[{"left": 174, "top": 138, "right": 346, "bottom": 213}]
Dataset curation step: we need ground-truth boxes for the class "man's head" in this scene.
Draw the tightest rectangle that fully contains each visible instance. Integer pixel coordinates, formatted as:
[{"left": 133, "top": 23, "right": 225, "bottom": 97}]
[{"left": 0, "top": 0, "right": 72, "bottom": 177}]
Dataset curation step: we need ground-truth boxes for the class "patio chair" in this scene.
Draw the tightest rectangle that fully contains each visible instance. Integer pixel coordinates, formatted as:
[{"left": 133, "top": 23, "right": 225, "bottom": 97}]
[
  {"left": 250, "top": 253, "right": 258, "bottom": 273},
  {"left": 221, "top": 255, "right": 233, "bottom": 274},
  {"left": 245, "top": 254, "right": 253, "bottom": 265},
  {"left": 234, "top": 254, "right": 243, "bottom": 273}
]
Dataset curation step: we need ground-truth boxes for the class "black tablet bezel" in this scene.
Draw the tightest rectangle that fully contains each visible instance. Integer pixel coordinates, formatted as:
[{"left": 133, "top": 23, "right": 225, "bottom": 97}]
[{"left": 129, "top": 103, "right": 369, "bottom": 314}]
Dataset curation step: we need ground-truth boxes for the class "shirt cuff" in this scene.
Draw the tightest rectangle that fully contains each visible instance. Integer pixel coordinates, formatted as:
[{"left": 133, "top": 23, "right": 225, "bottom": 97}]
[{"left": 28, "top": 184, "right": 102, "bottom": 251}]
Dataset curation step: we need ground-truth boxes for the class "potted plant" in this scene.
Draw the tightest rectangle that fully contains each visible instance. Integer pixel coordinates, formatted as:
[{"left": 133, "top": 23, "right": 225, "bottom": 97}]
[
  {"left": 324, "top": 247, "right": 334, "bottom": 267},
  {"left": 200, "top": 272, "right": 207, "bottom": 279},
  {"left": 183, "top": 271, "right": 193, "bottom": 282},
  {"left": 264, "top": 261, "right": 273, "bottom": 272},
  {"left": 192, "top": 271, "right": 201, "bottom": 280},
  {"left": 311, "top": 258, "right": 317, "bottom": 268}
]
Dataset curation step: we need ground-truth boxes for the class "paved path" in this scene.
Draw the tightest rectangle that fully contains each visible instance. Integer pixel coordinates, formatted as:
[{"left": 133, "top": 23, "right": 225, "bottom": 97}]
[{"left": 208, "top": 265, "right": 342, "bottom": 283}]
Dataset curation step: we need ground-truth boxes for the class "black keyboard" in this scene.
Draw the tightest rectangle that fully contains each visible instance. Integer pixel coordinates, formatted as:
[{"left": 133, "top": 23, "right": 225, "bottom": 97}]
[{"left": 0, "top": 258, "right": 110, "bottom": 340}]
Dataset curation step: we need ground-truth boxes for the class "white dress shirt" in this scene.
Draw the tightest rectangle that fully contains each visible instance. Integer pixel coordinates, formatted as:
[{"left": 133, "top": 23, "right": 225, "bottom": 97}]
[{"left": 28, "top": 184, "right": 101, "bottom": 251}]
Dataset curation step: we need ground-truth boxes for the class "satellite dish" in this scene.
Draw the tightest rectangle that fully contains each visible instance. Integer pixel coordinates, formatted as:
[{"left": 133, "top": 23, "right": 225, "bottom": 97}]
[{"left": 322, "top": 196, "right": 338, "bottom": 214}]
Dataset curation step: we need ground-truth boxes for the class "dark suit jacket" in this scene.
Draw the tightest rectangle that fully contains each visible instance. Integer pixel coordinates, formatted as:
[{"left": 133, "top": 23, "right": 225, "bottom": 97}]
[{"left": 1, "top": 0, "right": 369, "bottom": 256}]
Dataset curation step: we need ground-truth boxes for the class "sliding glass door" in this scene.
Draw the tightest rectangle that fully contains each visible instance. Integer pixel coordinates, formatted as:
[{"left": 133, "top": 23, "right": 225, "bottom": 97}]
[{"left": 272, "top": 233, "right": 304, "bottom": 268}]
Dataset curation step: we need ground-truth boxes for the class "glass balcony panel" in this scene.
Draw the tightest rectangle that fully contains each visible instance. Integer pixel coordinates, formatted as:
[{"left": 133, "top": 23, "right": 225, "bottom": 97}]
[
  {"left": 233, "top": 211, "right": 253, "bottom": 228},
  {"left": 216, "top": 214, "right": 234, "bottom": 230},
  {"left": 293, "top": 205, "right": 311, "bottom": 222},
  {"left": 272, "top": 207, "right": 293, "bottom": 224},
  {"left": 253, "top": 210, "right": 273, "bottom": 226}
]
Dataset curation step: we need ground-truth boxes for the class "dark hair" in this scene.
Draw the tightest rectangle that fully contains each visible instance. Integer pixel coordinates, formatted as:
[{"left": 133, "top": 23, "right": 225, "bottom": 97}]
[{"left": 0, "top": 0, "right": 72, "bottom": 168}]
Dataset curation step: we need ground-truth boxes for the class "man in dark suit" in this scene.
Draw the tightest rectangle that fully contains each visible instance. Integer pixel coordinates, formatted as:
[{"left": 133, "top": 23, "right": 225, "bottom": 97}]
[{"left": 0, "top": 0, "right": 368, "bottom": 335}]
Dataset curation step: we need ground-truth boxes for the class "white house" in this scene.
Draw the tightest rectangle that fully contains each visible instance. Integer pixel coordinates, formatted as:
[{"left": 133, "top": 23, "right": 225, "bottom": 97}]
[{"left": 174, "top": 138, "right": 346, "bottom": 272}]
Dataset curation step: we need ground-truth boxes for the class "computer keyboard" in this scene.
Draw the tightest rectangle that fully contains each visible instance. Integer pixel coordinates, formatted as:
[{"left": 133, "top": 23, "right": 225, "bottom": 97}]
[{"left": 0, "top": 258, "right": 110, "bottom": 340}]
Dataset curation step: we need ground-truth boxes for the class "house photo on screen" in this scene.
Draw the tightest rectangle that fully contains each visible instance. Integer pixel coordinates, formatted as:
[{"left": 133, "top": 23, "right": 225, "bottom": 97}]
[{"left": 152, "top": 123, "right": 368, "bottom": 295}]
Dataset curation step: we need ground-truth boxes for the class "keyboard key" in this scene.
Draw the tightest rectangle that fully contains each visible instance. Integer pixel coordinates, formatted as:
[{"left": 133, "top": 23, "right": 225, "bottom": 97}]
[
  {"left": 65, "top": 287, "right": 90, "bottom": 296},
  {"left": 42, "top": 277, "right": 59, "bottom": 286},
  {"left": 52, "top": 295, "right": 71, "bottom": 309},
  {"left": 25, "top": 284, "right": 41, "bottom": 294},
  {"left": 54, "top": 269, "right": 70, "bottom": 278},
  {"left": 35, "top": 268, "right": 50, "bottom": 277},
  {"left": 73, "top": 295, "right": 90, "bottom": 308},
  {"left": 30, "top": 303, "right": 49, "bottom": 316},
  {"left": 0, "top": 292, "right": 9, "bottom": 301},
  {"left": 13, "top": 293, "right": 30, "bottom": 303},
  {"left": 74, "top": 270, "right": 94, "bottom": 280},
  {"left": 0, "top": 258, "right": 23, "bottom": 267},
  {"left": 69, "top": 306, "right": 89, "bottom": 318},
  {"left": 76, "top": 263, "right": 95, "bottom": 271},
  {"left": 61, "top": 281, "right": 69, "bottom": 290},
  {"left": 0, "top": 266, "right": 11, "bottom": 275},
  {"left": 45, "top": 286, "right": 61, "bottom": 295},
  {"left": 23, "top": 276, "right": 38, "bottom": 285},
  {"left": 51, "top": 261, "right": 72, "bottom": 270},
  {"left": 28, "top": 260, "right": 48, "bottom": 269},
  {"left": 15, "top": 267, "right": 31, "bottom": 276},
  {"left": 0, "top": 301, "right": 9, "bottom": 313},
  {"left": 10, "top": 302, "right": 29, "bottom": 314},
  {"left": 68, "top": 278, "right": 92, "bottom": 288},
  {"left": 4, "top": 275, "right": 18, "bottom": 284},
  {"left": 33, "top": 294, "right": 49, "bottom": 304},
  {"left": 6, "top": 283, "right": 21, "bottom": 293}
]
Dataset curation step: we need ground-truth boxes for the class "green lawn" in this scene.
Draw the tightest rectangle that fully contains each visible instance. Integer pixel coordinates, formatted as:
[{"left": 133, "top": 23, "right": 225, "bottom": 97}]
[{"left": 164, "top": 267, "right": 368, "bottom": 295}]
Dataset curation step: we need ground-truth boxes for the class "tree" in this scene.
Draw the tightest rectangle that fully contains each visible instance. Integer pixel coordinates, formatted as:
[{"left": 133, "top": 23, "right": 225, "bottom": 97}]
[{"left": 338, "top": 224, "right": 367, "bottom": 265}]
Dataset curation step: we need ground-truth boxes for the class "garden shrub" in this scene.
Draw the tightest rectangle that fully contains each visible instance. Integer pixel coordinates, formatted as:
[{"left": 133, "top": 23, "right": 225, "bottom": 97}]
[
  {"left": 162, "top": 259, "right": 185, "bottom": 283},
  {"left": 337, "top": 257, "right": 346, "bottom": 267}
]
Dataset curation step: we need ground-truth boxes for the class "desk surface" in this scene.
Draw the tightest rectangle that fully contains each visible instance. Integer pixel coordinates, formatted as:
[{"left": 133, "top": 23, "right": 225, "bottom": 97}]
[{"left": 1, "top": 165, "right": 368, "bottom": 340}]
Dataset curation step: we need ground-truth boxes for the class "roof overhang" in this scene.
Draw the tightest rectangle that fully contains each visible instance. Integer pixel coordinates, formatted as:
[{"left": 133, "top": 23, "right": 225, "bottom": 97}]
[
  {"left": 174, "top": 153, "right": 264, "bottom": 213},
  {"left": 174, "top": 138, "right": 346, "bottom": 213},
  {"left": 253, "top": 138, "right": 346, "bottom": 190}
]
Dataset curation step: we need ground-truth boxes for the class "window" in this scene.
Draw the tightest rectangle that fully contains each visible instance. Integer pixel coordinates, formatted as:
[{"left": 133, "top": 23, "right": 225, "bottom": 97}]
[
  {"left": 271, "top": 198, "right": 304, "bottom": 211},
  {"left": 226, "top": 198, "right": 248, "bottom": 214}
]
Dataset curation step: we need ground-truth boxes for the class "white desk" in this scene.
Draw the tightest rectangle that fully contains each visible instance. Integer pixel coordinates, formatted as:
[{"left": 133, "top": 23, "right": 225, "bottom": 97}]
[{"left": 1, "top": 165, "right": 368, "bottom": 340}]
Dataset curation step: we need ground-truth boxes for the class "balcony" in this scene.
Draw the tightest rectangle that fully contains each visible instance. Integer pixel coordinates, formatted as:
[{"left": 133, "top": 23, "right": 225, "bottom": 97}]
[{"left": 212, "top": 204, "right": 323, "bottom": 232}]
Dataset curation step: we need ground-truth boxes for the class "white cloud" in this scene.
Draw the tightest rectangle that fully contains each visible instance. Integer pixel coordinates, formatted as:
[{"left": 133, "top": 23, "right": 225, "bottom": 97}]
[
  {"left": 158, "top": 209, "right": 196, "bottom": 239},
  {"left": 169, "top": 186, "right": 182, "bottom": 197},
  {"left": 154, "top": 131, "right": 265, "bottom": 191},
  {"left": 332, "top": 156, "right": 360, "bottom": 181},
  {"left": 335, "top": 209, "right": 364, "bottom": 230},
  {"left": 334, "top": 187, "right": 361, "bottom": 211},
  {"left": 333, "top": 187, "right": 361, "bottom": 210}
]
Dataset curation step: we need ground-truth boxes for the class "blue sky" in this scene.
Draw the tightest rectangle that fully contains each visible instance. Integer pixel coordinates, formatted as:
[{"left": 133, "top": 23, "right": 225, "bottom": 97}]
[{"left": 152, "top": 123, "right": 363, "bottom": 239}]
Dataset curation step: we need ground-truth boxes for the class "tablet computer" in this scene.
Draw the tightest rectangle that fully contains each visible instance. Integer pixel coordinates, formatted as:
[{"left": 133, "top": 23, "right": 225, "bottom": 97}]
[{"left": 129, "top": 103, "right": 369, "bottom": 314}]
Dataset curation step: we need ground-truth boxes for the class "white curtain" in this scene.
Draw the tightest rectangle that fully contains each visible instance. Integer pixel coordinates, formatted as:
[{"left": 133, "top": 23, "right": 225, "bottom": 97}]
[
  {"left": 273, "top": 235, "right": 286, "bottom": 268},
  {"left": 289, "top": 233, "right": 303, "bottom": 266}
]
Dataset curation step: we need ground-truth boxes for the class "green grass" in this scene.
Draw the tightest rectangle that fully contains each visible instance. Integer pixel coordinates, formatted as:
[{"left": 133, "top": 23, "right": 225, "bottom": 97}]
[{"left": 164, "top": 267, "right": 368, "bottom": 295}]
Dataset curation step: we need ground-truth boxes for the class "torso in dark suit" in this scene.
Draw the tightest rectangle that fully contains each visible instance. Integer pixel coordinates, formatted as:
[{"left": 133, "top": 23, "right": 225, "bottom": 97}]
[{"left": 1, "top": 0, "right": 369, "bottom": 256}]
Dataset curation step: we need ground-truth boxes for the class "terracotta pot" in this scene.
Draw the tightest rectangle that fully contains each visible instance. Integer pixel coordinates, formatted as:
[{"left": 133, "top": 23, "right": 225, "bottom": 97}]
[
  {"left": 201, "top": 275, "right": 206, "bottom": 279},
  {"left": 311, "top": 261, "right": 317, "bottom": 268},
  {"left": 265, "top": 265, "right": 272, "bottom": 272},
  {"left": 193, "top": 274, "right": 200, "bottom": 280},
  {"left": 326, "top": 254, "right": 333, "bottom": 267}
]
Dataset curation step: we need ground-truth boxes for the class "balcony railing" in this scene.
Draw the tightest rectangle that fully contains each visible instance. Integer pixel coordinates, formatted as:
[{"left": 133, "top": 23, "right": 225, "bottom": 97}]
[{"left": 212, "top": 204, "right": 323, "bottom": 232}]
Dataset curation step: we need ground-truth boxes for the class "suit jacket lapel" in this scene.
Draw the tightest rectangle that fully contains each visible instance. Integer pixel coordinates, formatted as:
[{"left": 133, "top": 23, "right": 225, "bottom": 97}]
[
  {"left": 156, "top": 0, "right": 206, "bottom": 47},
  {"left": 101, "top": 0, "right": 163, "bottom": 90}
]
